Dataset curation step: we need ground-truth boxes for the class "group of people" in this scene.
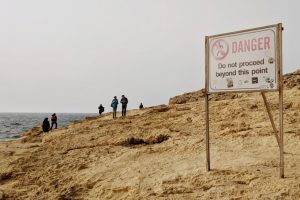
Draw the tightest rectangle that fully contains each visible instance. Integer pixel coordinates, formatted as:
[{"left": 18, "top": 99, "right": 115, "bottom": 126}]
[
  {"left": 98, "top": 95, "right": 144, "bottom": 119},
  {"left": 41, "top": 96, "right": 143, "bottom": 132},
  {"left": 111, "top": 95, "right": 128, "bottom": 119},
  {"left": 42, "top": 113, "right": 58, "bottom": 132}
]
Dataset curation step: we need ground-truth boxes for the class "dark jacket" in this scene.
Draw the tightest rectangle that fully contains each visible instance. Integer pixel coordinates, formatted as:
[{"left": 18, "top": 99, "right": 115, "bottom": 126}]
[
  {"left": 42, "top": 118, "right": 50, "bottom": 132},
  {"left": 51, "top": 114, "right": 57, "bottom": 122},
  {"left": 98, "top": 105, "right": 104, "bottom": 113},
  {"left": 139, "top": 103, "right": 143, "bottom": 109},
  {"left": 120, "top": 97, "right": 128, "bottom": 106},
  {"left": 111, "top": 99, "right": 118, "bottom": 109}
]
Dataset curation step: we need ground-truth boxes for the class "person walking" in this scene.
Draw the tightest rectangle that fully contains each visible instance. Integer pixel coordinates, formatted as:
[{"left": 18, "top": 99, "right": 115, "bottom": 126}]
[
  {"left": 120, "top": 95, "right": 128, "bottom": 116},
  {"left": 98, "top": 104, "right": 104, "bottom": 115},
  {"left": 50, "top": 113, "right": 58, "bottom": 129},
  {"left": 111, "top": 96, "right": 118, "bottom": 119},
  {"left": 42, "top": 118, "right": 50, "bottom": 132},
  {"left": 139, "top": 103, "right": 144, "bottom": 109}
]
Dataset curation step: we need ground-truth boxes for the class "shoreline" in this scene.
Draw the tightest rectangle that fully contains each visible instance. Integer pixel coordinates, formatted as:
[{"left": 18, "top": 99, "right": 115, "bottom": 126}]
[{"left": 0, "top": 113, "right": 98, "bottom": 141}]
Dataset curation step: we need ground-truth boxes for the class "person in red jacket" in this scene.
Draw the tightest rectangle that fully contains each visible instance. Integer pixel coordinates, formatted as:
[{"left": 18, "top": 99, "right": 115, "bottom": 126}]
[{"left": 50, "top": 113, "right": 57, "bottom": 129}]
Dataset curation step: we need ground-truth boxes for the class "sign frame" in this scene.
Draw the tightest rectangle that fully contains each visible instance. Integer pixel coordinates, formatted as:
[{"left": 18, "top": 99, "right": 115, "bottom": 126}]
[
  {"left": 204, "top": 23, "right": 284, "bottom": 178},
  {"left": 206, "top": 24, "right": 280, "bottom": 94}
]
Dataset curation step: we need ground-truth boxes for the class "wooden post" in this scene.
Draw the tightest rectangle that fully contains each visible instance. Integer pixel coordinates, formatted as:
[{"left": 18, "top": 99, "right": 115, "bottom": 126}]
[
  {"left": 279, "top": 80, "right": 284, "bottom": 178},
  {"left": 261, "top": 92, "right": 280, "bottom": 147},
  {"left": 278, "top": 23, "right": 284, "bottom": 178},
  {"left": 205, "top": 36, "right": 210, "bottom": 171},
  {"left": 205, "top": 93, "right": 210, "bottom": 171}
]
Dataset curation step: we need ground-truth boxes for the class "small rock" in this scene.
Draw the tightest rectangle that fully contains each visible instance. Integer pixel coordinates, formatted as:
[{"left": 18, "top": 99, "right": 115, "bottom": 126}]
[
  {"left": 238, "top": 121, "right": 250, "bottom": 131},
  {"left": 284, "top": 102, "right": 293, "bottom": 109},
  {"left": 186, "top": 117, "right": 192, "bottom": 123},
  {"left": 249, "top": 104, "right": 258, "bottom": 109}
]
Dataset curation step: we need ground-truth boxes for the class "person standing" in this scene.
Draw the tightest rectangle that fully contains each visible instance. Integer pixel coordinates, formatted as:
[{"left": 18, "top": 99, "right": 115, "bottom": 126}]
[
  {"left": 120, "top": 95, "right": 128, "bottom": 116},
  {"left": 42, "top": 118, "right": 50, "bottom": 132},
  {"left": 98, "top": 104, "right": 104, "bottom": 115},
  {"left": 50, "top": 113, "right": 58, "bottom": 129},
  {"left": 111, "top": 96, "right": 118, "bottom": 119},
  {"left": 139, "top": 103, "right": 144, "bottom": 109}
]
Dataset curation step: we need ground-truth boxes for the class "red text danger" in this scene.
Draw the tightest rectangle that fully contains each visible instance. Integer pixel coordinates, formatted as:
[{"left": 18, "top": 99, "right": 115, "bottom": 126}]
[{"left": 232, "top": 36, "right": 270, "bottom": 53}]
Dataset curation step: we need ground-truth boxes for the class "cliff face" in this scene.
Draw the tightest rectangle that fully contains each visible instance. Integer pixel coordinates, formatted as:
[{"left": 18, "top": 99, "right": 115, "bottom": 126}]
[
  {"left": 169, "top": 69, "right": 300, "bottom": 105},
  {"left": 0, "top": 71, "right": 300, "bottom": 200},
  {"left": 283, "top": 69, "right": 300, "bottom": 88}
]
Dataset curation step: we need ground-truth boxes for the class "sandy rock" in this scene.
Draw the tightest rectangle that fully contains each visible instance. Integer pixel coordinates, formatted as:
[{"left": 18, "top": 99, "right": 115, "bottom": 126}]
[
  {"left": 0, "top": 69, "right": 300, "bottom": 199},
  {"left": 20, "top": 127, "right": 43, "bottom": 143}
]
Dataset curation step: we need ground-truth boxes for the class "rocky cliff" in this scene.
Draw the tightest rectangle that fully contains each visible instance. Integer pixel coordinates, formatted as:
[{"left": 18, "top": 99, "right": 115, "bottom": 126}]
[
  {"left": 0, "top": 70, "right": 299, "bottom": 200},
  {"left": 169, "top": 69, "right": 300, "bottom": 105}
]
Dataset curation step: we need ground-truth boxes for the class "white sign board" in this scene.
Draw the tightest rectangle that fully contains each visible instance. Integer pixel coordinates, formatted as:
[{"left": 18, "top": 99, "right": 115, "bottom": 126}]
[{"left": 207, "top": 25, "right": 278, "bottom": 93}]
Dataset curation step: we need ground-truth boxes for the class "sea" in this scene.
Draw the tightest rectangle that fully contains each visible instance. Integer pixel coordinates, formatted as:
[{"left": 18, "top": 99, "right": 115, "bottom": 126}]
[{"left": 0, "top": 113, "right": 97, "bottom": 140}]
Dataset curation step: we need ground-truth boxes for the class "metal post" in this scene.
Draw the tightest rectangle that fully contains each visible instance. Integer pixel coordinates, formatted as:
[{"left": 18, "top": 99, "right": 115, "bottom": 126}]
[{"left": 205, "top": 93, "right": 210, "bottom": 171}]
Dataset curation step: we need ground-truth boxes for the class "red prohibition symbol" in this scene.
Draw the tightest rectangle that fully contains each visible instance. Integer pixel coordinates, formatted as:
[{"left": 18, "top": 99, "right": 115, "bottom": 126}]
[{"left": 211, "top": 39, "right": 229, "bottom": 60}]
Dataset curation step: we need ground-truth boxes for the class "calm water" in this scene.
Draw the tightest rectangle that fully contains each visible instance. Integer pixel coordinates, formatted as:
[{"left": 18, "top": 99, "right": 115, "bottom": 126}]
[{"left": 0, "top": 113, "right": 97, "bottom": 140}]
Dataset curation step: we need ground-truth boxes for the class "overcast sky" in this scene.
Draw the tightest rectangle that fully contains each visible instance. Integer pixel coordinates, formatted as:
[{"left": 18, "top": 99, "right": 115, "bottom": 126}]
[{"left": 0, "top": 0, "right": 299, "bottom": 113}]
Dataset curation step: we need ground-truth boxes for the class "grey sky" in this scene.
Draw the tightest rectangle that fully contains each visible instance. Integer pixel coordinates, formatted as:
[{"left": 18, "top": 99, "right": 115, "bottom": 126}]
[{"left": 0, "top": 0, "right": 299, "bottom": 113}]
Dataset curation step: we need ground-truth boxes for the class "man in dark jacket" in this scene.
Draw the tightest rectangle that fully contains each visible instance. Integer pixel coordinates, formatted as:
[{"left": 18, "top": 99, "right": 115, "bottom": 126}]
[
  {"left": 42, "top": 118, "right": 50, "bottom": 132},
  {"left": 120, "top": 95, "right": 128, "bottom": 116}
]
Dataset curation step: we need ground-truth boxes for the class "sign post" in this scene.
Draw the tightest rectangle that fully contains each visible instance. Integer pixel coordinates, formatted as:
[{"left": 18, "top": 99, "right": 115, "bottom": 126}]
[
  {"left": 205, "top": 36, "right": 211, "bottom": 171},
  {"left": 205, "top": 23, "right": 284, "bottom": 178},
  {"left": 278, "top": 23, "right": 284, "bottom": 178}
]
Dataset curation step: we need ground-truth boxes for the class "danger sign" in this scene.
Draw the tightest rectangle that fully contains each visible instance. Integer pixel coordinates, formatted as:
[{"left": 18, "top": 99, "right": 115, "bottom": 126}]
[
  {"left": 204, "top": 23, "right": 285, "bottom": 178},
  {"left": 206, "top": 25, "right": 280, "bottom": 93}
]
